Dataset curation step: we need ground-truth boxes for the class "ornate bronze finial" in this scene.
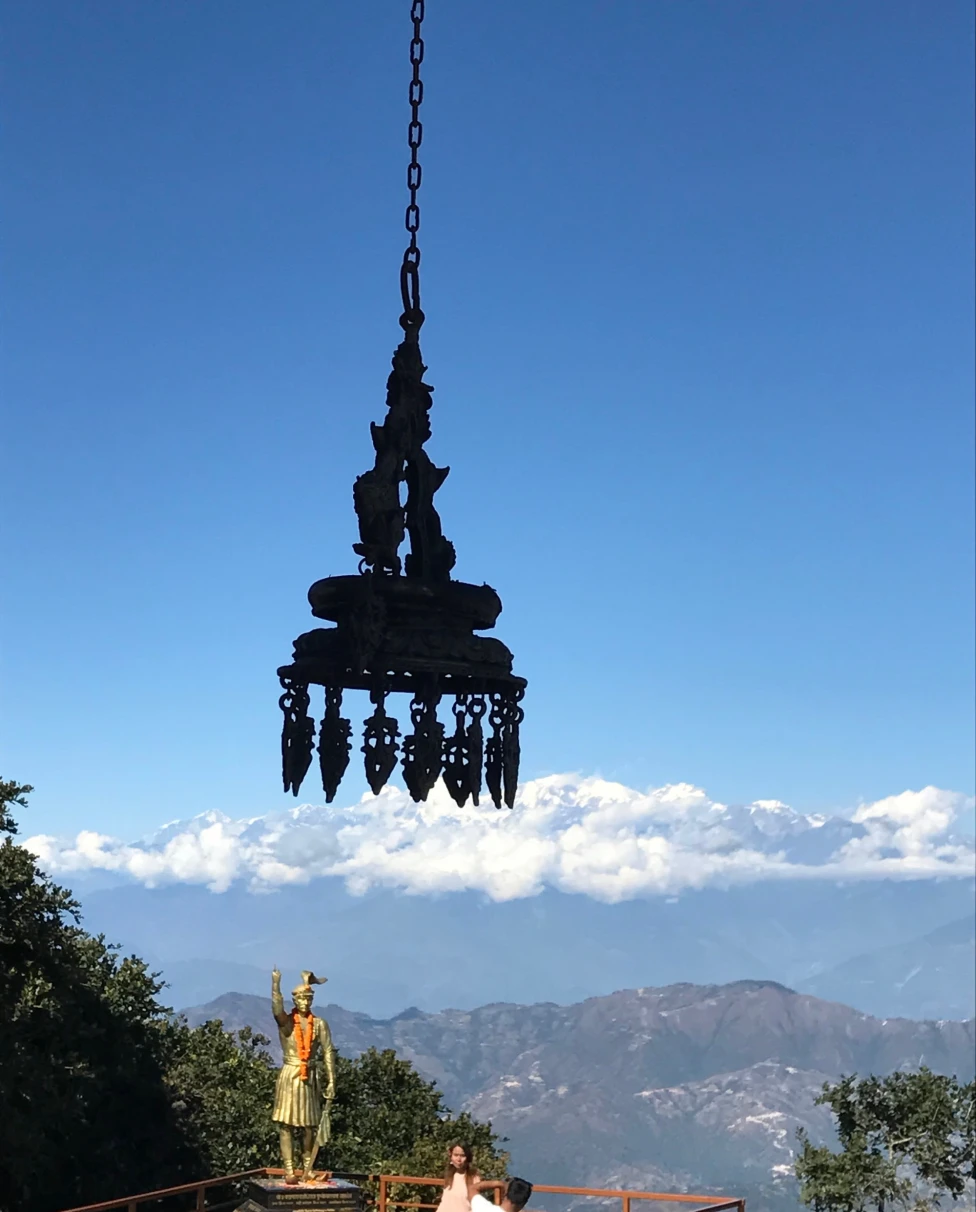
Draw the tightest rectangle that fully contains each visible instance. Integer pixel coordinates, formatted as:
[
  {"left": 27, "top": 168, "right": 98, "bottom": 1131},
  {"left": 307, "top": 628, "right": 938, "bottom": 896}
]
[{"left": 276, "top": 0, "right": 525, "bottom": 809}]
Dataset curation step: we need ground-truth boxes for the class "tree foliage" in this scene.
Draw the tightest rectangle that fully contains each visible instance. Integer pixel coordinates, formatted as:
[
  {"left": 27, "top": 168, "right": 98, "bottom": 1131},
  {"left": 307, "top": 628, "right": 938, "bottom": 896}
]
[
  {"left": 0, "top": 778, "right": 507, "bottom": 1212},
  {"left": 795, "top": 1069, "right": 975, "bottom": 1212},
  {"left": 0, "top": 778, "right": 198, "bottom": 1210},
  {"left": 163, "top": 1018, "right": 280, "bottom": 1177}
]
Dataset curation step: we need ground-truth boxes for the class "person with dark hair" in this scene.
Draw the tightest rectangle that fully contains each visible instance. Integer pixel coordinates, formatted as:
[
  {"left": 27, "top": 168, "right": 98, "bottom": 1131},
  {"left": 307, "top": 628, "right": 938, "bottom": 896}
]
[
  {"left": 471, "top": 1174, "right": 533, "bottom": 1212},
  {"left": 438, "top": 1143, "right": 483, "bottom": 1212},
  {"left": 502, "top": 1178, "right": 533, "bottom": 1212}
]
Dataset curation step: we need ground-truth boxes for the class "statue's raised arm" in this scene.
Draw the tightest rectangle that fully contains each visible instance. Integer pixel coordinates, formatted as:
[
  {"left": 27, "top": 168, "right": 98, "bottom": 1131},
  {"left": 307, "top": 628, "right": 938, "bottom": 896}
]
[{"left": 271, "top": 966, "right": 289, "bottom": 1027}]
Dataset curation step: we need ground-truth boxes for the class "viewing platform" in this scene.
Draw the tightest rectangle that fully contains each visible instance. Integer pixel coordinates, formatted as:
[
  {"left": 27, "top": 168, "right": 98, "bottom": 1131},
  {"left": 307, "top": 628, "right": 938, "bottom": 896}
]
[{"left": 58, "top": 1170, "right": 745, "bottom": 1212}]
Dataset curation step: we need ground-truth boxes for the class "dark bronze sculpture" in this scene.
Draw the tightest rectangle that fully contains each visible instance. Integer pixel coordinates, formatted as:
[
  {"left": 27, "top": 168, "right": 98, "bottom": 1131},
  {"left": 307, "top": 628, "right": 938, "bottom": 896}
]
[{"left": 276, "top": 0, "right": 525, "bottom": 809}]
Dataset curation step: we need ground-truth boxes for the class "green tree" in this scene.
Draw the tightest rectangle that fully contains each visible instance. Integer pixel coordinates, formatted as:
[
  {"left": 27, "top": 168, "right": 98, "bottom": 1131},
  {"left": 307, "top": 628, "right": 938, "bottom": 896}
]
[
  {"left": 0, "top": 778, "right": 198, "bottom": 1211},
  {"left": 0, "top": 779, "right": 281, "bottom": 1209},
  {"left": 162, "top": 1017, "right": 279, "bottom": 1176},
  {"left": 795, "top": 1069, "right": 975, "bottom": 1212}
]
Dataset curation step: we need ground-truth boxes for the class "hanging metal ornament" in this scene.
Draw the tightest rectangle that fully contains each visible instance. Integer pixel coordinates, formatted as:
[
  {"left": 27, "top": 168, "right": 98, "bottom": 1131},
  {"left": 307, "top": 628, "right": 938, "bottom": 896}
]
[{"left": 277, "top": 0, "right": 525, "bottom": 809}]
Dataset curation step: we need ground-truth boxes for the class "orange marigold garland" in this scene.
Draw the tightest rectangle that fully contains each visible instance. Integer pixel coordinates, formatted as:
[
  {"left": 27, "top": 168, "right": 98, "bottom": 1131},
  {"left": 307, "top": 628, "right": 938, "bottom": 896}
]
[{"left": 292, "top": 1009, "right": 315, "bottom": 1081}]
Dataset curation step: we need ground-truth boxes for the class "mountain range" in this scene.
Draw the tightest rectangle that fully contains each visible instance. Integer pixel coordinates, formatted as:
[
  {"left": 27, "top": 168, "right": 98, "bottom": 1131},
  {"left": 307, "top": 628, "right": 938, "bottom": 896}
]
[
  {"left": 79, "top": 876, "right": 975, "bottom": 1020},
  {"left": 800, "top": 914, "right": 975, "bottom": 1020},
  {"left": 182, "top": 980, "right": 976, "bottom": 1212}
]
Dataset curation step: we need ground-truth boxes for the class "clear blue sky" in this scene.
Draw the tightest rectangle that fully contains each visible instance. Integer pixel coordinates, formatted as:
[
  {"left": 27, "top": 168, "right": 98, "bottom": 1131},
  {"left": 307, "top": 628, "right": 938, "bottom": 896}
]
[{"left": 2, "top": 0, "right": 973, "bottom": 838}]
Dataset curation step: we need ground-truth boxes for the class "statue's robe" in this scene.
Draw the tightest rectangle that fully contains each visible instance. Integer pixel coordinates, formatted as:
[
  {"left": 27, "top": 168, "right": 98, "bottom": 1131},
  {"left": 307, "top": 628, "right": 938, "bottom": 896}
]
[{"left": 271, "top": 992, "right": 336, "bottom": 1128}]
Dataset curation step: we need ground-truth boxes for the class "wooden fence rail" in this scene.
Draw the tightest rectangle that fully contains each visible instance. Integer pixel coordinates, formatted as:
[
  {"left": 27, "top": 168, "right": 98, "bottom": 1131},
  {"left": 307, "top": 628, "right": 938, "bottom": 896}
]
[{"left": 59, "top": 1169, "right": 746, "bottom": 1212}]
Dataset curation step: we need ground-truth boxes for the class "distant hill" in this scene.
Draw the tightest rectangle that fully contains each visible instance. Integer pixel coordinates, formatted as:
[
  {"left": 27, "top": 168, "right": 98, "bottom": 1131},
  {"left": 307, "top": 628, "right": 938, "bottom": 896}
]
[
  {"left": 84, "top": 876, "right": 976, "bottom": 1020},
  {"left": 181, "top": 980, "right": 976, "bottom": 1211},
  {"left": 797, "top": 915, "right": 976, "bottom": 1020}
]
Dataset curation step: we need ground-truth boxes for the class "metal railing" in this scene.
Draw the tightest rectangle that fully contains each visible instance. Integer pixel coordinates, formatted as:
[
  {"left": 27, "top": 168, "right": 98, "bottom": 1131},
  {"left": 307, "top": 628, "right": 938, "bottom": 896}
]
[
  {"left": 59, "top": 1170, "right": 745, "bottom": 1212},
  {"left": 56, "top": 1168, "right": 267, "bottom": 1212},
  {"left": 376, "top": 1175, "right": 745, "bottom": 1212}
]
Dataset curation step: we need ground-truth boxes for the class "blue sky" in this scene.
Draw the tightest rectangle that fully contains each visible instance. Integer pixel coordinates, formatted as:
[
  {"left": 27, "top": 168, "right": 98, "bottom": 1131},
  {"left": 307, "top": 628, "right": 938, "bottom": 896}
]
[{"left": 2, "top": 0, "right": 973, "bottom": 840}]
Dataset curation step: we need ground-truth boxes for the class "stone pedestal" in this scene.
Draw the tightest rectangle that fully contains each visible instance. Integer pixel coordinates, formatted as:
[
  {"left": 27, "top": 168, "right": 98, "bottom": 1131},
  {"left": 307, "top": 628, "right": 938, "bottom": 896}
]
[{"left": 237, "top": 1175, "right": 364, "bottom": 1212}]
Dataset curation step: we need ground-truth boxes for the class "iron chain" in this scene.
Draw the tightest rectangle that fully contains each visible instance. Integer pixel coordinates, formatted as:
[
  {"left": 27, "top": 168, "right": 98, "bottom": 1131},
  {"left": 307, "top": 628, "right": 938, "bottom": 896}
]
[{"left": 400, "top": 0, "right": 425, "bottom": 322}]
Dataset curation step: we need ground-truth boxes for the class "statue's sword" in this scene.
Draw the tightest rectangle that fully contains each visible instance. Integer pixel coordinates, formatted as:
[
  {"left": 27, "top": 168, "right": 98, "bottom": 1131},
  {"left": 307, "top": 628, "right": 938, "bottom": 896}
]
[{"left": 315, "top": 1097, "right": 333, "bottom": 1147}]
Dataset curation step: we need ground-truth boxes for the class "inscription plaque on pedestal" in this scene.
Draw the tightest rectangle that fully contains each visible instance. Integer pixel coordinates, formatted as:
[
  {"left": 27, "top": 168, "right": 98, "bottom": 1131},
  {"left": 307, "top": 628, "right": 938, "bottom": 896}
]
[{"left": 238, "top": 1175, "right": 364, "bottom": 1212}]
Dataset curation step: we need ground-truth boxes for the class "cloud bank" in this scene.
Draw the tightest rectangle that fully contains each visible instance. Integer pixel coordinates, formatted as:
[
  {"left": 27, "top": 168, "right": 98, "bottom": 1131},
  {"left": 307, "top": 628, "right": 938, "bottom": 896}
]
[{"left": 25, "top": 776, "right": 975, "bottom": 901}]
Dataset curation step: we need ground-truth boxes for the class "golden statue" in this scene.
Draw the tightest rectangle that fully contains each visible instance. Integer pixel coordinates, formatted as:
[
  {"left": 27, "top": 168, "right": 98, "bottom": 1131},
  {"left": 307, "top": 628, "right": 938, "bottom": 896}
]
[{"left": 271, "top": 967, "right": 337, "bottom": 1184}]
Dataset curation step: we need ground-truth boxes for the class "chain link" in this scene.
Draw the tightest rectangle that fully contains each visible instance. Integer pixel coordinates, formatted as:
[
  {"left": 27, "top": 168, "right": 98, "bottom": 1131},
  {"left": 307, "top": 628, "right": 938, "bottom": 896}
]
[{"left": 400, "top": 0, "right": 425, "bottom": 324}]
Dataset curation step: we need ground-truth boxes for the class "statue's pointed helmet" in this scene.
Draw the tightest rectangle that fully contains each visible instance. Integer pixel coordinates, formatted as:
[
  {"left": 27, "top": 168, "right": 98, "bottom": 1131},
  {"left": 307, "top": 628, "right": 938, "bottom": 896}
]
[{"left": 292, "top": 970, "right": 328, "bottom": 997}]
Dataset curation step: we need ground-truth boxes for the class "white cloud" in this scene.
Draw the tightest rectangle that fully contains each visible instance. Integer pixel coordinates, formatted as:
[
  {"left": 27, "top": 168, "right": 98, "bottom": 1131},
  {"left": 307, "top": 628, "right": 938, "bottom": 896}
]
[{"left": 24, "top": 775, "right": 976, "bottom": 901}]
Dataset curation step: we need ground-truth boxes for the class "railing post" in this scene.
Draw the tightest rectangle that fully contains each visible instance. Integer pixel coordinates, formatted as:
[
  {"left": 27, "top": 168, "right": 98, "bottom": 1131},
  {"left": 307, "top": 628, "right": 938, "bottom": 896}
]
[
  {"left": 622, "top": 1196, "right": 631, "bottom": 1212},
  {"left": 379, "top": 1175, "right": 388, "bottom": 1212},
  {"left": 196, "top": 1184, "right": 206, "bottom": 1211}
]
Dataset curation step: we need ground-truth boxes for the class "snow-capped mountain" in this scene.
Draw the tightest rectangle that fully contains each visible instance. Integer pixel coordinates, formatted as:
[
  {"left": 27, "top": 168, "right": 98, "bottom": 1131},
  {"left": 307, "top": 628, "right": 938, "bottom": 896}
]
[
  {"left": 27, "top": 775, "right": 975, "bottom": 1021},
  {"left": 25, "top": 774, "right": 975, "bottom": 899}
]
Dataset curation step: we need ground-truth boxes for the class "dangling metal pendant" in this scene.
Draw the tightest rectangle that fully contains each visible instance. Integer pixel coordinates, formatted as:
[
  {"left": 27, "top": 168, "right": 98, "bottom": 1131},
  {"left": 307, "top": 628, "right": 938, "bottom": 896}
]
[
  {"left": 280, "top": 678, "right": 315, "bottom": 796},
  {"left": 318, "top": 686, "right": 352, "bottom": 803},
  {"left": 443, "top": 695, "right": 486, "bottom": 808},
  {"left": 362, "top": 689, "right": 400, "bottom": 796},
  {"left": 466, "top": 695, "right": 486, "bottom": 805},
  {"left": 402, "top": 690, "right": 444, "bottom": 802},
  {"left": 486, "top": 690, "right": 524, "bottom": 809},
  {"left": 502, "top": 689, "right": 525, "bottom": 809},
  {"left": 442, "top": 697, "right": 469, "bottom": 807}
]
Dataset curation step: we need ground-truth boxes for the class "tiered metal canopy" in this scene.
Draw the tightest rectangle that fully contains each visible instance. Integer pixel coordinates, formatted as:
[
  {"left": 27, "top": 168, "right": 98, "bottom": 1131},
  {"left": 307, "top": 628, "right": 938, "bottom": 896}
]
[{"left": 277, "top": 0, "right": 525, "bottom": 809}]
